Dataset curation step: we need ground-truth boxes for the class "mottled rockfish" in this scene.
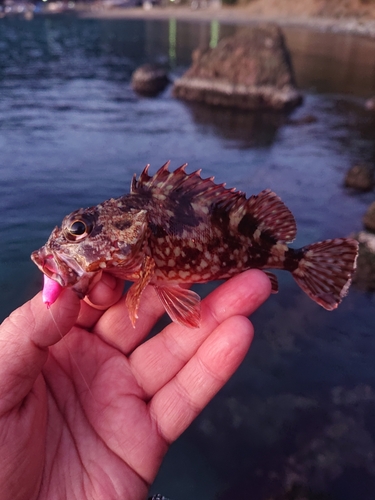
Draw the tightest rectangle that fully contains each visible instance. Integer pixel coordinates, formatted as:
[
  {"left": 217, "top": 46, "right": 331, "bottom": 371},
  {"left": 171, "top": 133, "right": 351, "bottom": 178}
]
[{"left": 31, "top": 162, "right": 359, "bottom": 327}]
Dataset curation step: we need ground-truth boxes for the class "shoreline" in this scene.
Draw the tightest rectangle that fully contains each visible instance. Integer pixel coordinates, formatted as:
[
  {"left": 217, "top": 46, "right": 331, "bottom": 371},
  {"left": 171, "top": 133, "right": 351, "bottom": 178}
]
[{"left": 77, "top": 5, "right": 375, "bottom": 38}]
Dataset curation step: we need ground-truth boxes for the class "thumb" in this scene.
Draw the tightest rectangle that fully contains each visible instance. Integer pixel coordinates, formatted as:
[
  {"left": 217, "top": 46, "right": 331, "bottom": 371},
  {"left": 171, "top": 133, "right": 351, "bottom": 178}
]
[{"left": 0, "top": 288, "right": 80, "bottom": 413}]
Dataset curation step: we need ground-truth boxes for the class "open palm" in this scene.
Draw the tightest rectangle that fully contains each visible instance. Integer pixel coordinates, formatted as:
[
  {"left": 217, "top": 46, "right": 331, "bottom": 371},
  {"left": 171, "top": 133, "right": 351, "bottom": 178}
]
[{"left": 0, "top": 270, "right": 270, "bottom": 500}]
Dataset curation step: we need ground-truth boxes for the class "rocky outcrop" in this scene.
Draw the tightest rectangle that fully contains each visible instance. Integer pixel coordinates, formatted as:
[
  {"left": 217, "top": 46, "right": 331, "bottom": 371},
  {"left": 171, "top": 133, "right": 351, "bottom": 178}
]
[
  {"left": 344, "top": 163, "right": 375, "bottom": 191},
  {"left": 173, "top": 25, "right": 303, "bottom": 111},
  {"left": 131, "top": 64, "right": 170, "bottom": 97}
]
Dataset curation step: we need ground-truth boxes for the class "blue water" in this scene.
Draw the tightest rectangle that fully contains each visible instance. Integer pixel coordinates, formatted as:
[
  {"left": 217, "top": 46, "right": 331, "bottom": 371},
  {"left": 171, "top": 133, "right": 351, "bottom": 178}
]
[{"left": 1, "top": 15, "right": 375, "bottom": 499}]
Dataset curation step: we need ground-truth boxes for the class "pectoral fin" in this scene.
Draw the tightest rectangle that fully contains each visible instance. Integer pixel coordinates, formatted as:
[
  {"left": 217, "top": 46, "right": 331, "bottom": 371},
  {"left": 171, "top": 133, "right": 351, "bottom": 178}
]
[
  {"left": 126, "top": 256, "right": 155, "bottom": 327},
  {"left": 154, "top": 285, "right": 201, "bottom": 328}
]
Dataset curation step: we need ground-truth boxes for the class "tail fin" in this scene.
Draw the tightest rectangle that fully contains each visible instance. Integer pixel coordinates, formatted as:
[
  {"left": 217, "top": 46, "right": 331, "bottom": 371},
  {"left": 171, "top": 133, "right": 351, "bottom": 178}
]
[{"left": 292, "top": 238, "right": 358, "bottom": 310}]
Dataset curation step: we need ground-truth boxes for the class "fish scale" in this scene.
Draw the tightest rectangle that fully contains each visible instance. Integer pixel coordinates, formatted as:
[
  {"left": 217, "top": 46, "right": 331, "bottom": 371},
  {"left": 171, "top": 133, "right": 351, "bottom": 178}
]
[{"left": 31, "top": 162, "right": 359, "bottom": 328}]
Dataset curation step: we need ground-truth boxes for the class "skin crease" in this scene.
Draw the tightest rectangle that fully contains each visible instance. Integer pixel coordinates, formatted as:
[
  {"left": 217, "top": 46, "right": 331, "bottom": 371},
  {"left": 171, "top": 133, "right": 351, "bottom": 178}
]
[{"left": 0, "top": 270, "right": 271, "bottom": 500}]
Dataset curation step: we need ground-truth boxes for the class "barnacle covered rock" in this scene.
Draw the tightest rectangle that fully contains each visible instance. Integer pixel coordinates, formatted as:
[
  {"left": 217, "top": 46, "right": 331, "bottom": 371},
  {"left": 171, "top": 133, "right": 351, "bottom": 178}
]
[{"left": 173, "top": 25, "right": 303, "bottom": 111}]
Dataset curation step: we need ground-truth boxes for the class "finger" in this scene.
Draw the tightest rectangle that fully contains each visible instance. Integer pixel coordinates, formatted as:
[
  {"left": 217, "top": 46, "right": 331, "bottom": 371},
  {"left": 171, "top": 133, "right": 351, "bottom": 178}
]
[
  {"left": 0, "top": 288, "right": 80, "bottom": 413},
  {"left": 92, "top": 284, "right": 166, "bottom": 354},
  {"left": 85, "top": 273, "right": 124, "bottom": 310},
  {"left": 202, "top": 268, "right": 271, "bottom": 324},
  {"left": 149, "top": 314, "right": 253, "bottom": 443},
  {"left": 129, "top": 269, "right": 271, "bottom": 398},
  {"left": 76, "top": 274, "right": 125, "bottom": 329}
]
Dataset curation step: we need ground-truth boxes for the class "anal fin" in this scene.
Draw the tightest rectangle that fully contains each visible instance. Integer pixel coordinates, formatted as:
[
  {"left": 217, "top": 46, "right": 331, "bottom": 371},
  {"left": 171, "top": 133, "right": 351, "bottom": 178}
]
[
  {"left": 264, "top": 271, "right": 279, "bottom": 293},
  {"left": 154, "top": 285, "right": 201, "bottom": 328}
]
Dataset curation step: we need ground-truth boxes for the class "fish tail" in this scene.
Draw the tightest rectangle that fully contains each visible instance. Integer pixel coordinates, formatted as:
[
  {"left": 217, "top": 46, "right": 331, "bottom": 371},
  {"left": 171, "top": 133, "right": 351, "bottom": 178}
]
[{"left": 291, "top": 238, "right": 358, "bottom": 310}]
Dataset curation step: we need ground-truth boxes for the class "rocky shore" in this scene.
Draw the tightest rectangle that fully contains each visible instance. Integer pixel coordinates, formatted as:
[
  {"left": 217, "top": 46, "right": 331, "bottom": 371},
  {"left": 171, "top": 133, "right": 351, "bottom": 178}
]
[{"left": 78, "top": 3, "right": 375, "bottom": 39}]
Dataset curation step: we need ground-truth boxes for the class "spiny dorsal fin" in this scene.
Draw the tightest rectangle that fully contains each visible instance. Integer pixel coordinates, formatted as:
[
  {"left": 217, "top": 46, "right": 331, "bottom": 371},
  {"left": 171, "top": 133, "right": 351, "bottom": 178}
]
[{"left": 131, "top": 162, "right": 244, "bottom": 211}]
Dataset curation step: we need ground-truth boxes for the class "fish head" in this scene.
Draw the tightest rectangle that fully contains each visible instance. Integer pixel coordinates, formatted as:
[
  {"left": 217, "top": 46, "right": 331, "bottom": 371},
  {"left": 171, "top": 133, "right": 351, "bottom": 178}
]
[{"left": 31, "top": 200, "right": 148, "bottom": 298}]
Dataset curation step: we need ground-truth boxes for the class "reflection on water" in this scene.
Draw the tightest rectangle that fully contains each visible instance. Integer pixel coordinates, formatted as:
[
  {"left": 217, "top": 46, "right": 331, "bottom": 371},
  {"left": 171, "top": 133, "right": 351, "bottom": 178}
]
[
  {"left": 182, "top": 101, "right": 286, "bottom": 148},
  {"left": 285, "top": 27, "right": 375, "bottom": 96},
  {"left": 1, "top": 16, "right": 375, "bottom": 500}
]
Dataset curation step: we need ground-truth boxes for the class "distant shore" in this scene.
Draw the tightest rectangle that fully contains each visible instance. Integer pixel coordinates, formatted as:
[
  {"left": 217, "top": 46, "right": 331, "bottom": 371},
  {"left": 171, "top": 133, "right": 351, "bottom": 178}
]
[{"left": 77, "top": 4, "right": 375, "bottom": 38}]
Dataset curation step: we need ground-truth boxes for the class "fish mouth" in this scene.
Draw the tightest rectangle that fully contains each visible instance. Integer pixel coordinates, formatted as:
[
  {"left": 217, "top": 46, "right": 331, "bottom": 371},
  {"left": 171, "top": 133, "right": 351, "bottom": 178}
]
[
  {"left": 31, "top": 246, "right": 80, "bottom": 287},
  {"left": 31, "top": 246, "right": 102, "bottom": 298}
]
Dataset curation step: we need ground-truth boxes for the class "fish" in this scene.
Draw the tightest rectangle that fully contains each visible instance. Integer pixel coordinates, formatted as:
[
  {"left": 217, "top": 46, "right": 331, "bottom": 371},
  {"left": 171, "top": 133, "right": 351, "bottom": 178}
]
[{"left": 31, "top": 162, "right": 359, "bottom": 328}]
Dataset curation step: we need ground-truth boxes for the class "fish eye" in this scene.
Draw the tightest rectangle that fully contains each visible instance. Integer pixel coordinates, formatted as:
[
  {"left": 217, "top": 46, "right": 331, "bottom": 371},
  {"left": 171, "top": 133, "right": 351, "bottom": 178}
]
[
  {"left": 69, "top": 220, "right": 87, "bottom": 235},
  {"left": 65, "top": 218, "right": 92, "bottom": 241}
]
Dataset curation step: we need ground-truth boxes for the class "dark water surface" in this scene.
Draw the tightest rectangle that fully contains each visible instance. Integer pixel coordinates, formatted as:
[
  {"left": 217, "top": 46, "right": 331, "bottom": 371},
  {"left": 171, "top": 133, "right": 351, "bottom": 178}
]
[{"left": 1, "top": 16, "right": 375, "bottom": 499}]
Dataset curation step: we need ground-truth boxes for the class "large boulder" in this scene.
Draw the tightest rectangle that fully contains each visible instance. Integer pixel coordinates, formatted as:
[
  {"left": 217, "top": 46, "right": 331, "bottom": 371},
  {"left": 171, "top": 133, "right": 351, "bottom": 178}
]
[
  {"left": 131, "top": 64, "right": 170, "bottom": 97},
  {"left": 173, "top": 25, "right": 303, "bottom": 111}
]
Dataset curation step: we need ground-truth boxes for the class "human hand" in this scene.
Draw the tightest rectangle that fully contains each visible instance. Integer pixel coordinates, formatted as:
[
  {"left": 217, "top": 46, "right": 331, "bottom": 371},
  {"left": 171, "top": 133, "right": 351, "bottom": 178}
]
[{"left": 0, "top": 270, "right": 271, "bottom": 500}]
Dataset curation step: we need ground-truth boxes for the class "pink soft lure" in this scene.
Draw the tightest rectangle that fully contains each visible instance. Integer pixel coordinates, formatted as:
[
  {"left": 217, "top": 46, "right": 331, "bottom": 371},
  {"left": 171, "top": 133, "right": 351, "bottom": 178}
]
[{"left": 42, "top": 274, "right": 62, "bottom": 308}]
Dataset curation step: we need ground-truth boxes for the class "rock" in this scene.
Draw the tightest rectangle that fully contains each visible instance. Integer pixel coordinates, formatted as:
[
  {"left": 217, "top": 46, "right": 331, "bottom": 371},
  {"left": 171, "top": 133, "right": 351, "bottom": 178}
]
[
  {"left": 352, "top": 231, "right": 375, "bottom": 291},
  {"left": 173, "top": 24, "right": 303, "bottom": 111},
  {"left": 365, "top": 96, "right": 375, "bottom": 111},
  {"left": 363, "top": 202, "right": 375, "bottom": 232},
  {"left": 131, "top": 64, "right": 170, "bottom": 97},
  {"left": 344, "top": 163, "right": 374, "bottom": 192}
]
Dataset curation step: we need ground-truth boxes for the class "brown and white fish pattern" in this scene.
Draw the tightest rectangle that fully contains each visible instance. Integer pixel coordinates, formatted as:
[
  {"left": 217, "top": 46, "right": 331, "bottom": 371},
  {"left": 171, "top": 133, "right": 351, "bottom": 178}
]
[{"left": 31, "top": 162, "right": 359, "bottom": 328}]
